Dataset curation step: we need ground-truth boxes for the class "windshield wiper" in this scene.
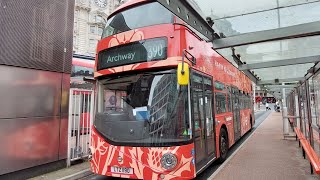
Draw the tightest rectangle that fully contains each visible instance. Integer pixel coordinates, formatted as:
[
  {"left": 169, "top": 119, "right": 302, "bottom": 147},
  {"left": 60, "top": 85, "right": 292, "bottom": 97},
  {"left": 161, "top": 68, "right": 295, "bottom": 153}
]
[
  {"left": 141, "top": 70, "right": 175, "bottom": 76},
  {"left": 121, "top": 96, "right": 131, "bottom": 105},
  {"left": 103, "top": 80, "right": 132, "bottom": 85},
  {"left": 104, "top": 70, "right": 175, "bottom": 81}
]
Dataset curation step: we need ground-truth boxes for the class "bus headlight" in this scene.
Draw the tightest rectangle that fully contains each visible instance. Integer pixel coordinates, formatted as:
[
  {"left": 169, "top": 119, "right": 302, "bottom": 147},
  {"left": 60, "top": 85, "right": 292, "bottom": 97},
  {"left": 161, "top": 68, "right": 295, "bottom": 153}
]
[{"left": 161, "top": 153, "right": 177, "bottom": 170}]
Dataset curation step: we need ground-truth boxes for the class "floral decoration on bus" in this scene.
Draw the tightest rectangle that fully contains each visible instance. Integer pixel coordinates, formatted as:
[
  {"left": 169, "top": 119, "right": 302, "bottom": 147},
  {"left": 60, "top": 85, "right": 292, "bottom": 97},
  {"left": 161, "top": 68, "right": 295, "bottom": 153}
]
[{"left": 90, "top": 129, "right": 196, "bottom": 179}]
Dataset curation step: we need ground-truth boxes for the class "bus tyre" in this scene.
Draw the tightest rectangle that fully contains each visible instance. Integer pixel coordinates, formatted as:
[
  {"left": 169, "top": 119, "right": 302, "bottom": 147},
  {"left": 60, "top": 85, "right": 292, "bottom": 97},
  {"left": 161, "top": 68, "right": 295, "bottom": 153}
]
[{"left": 218, "top": 128, "right": 228, "bottom": 163}]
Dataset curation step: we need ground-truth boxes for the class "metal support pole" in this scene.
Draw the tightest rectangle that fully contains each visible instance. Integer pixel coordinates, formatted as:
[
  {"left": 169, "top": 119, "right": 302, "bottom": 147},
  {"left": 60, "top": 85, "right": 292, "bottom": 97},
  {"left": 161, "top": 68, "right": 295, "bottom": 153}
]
[
  {"left": 295, "top": 93, "right": 300, "bottom": 129},
  {"left": 283, "top": 83, "right": 289, "bottom": 136},
  {"left": 253, "top": 83, "right": 256, "bottom": 111},
  {"left": 67, "top": 90, "right": 74, "bottom": 167}
]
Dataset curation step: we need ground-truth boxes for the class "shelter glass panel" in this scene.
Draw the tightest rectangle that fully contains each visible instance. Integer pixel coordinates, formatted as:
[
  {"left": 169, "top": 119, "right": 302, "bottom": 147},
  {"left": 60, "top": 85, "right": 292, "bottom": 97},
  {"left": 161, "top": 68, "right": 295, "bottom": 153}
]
[
  {"left": 279, "top": 0, "right": 320, "bottom": 7},
  {"left": 253, "top": 64, "right": 313, "bottom": 81},
  {"left": 231, "top": 36, "right": 320, "bottom": 64},
  {"left": 312, "top": 71, "right": 320, "bottom": 127},
  {"left": 279, "top": 2, "right": 320, "bottom": 27},
  {"left": 212, "top": 10, "right": 278, "bottom": 36},
  {"left": 217, "top": 35, "right": 320, "bottom": 81},
  {"left": 309, "top": 79, "right": 318, "bottom": 126},
  {"left": 191, "top": 0, "right": 320, "bottom": 36},
  {"left": 191, "top": 0, "right": 277, "bottom": 20}
]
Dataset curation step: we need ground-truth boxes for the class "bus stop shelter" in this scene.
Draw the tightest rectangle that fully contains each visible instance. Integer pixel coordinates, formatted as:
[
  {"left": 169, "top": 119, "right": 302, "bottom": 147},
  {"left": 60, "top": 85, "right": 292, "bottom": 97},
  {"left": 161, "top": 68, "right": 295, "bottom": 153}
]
[
  {"left": 152, "top": 0, "right": 320, "bottom": 99},
  {"left": 152, "top": 0, "right": 320, "bottom": 175}
]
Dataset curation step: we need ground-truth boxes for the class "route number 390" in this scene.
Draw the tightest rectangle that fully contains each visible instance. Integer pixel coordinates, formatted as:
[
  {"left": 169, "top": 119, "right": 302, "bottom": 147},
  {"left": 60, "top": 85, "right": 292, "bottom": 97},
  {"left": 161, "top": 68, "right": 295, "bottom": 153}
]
[{"left": 147, "top": 43, "right": 164, "bottom": 60}]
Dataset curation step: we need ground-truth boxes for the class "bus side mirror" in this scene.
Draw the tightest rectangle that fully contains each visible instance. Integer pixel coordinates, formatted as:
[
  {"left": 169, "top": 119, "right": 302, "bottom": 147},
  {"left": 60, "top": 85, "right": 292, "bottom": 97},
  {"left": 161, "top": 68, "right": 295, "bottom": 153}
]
[
  {"left": 83, "top": 77, "right": 96, "bottom": 83},
  {"left": 177, "top": 63, "right": 189, "bottom": 85}
]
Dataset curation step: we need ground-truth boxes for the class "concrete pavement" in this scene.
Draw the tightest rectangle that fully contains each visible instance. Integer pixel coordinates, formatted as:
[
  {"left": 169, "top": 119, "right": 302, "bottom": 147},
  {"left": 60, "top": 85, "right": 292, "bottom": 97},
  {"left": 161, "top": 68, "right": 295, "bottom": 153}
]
[
  {"left": 211, "top": 112, "right": 319, "bottom": 180},
  {"left": 28, "top": 162, "right": 90, "bottom": 180}
]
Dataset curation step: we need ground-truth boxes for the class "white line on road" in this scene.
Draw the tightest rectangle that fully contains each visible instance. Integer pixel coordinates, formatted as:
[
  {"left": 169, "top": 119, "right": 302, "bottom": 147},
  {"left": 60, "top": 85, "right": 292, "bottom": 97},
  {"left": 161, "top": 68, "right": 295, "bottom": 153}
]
[{"left": 56, "top": 168, "right": 91, "bottom": 180}]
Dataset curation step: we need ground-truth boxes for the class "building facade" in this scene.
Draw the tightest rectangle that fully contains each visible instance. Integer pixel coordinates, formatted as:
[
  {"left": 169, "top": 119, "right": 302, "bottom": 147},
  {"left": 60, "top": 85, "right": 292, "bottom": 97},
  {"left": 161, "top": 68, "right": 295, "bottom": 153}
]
[
  {"left": 0, "top": 0, "right": 74, "bottom": 177},
  {"left": 73, "top": 0, "right": 127, "bottom": 56}
]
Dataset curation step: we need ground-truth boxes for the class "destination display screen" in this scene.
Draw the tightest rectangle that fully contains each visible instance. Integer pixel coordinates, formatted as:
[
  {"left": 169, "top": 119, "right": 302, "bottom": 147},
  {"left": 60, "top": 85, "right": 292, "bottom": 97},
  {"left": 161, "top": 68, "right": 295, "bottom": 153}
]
[{"left": 97, "top": 37, "right": 167, "bottom": 70}]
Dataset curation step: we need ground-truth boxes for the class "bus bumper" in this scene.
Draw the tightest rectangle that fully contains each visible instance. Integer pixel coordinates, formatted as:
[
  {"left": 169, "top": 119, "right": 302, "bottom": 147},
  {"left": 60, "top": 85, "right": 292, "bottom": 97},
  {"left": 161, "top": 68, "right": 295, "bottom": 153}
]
[{"left": 90, "top": 128, "right": 196, "bottom": 180}]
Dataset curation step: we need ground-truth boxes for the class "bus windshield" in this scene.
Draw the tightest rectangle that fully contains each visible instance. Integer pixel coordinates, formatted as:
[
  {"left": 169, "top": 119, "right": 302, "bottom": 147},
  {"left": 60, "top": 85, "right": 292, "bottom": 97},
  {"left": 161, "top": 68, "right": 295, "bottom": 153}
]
[
  {"left": 95, "top": 70, "right": 191, "bottom": 147},
  {"left": 102, "top": 2, "right": 173, "bottom": 39}
]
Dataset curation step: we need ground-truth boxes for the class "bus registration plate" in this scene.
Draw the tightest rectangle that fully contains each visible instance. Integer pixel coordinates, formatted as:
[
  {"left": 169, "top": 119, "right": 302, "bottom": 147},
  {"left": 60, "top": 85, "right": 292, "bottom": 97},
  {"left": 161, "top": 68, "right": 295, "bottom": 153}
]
[{"left": 110, "top": 166, "right": 133, "bottom": 175}]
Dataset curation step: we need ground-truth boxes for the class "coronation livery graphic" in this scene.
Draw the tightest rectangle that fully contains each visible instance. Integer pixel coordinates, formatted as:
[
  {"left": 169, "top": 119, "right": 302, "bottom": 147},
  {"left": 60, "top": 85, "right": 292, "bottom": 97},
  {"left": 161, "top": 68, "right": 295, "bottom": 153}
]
[{"left": 89, "top": 1, "right": 254, "bottom": 179}]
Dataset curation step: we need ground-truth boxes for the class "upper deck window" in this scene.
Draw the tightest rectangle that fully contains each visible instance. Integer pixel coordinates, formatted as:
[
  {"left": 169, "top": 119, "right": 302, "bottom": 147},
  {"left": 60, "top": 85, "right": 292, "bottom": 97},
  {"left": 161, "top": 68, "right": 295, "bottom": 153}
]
[
  {"left": 71, "top": 65, "right": 94, "bottom": 77},
  {"left": 102, "top": 2, "right": 173, "bottom": 38}
]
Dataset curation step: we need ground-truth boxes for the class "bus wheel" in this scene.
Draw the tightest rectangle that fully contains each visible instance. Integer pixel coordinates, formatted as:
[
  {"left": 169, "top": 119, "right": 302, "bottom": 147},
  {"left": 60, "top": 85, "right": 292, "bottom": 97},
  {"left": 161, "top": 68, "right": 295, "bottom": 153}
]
[
  {"left": 218, "top": 128, "right": 228, "bottom": 163},
  {"left": 249, "top": 116, "right": 253, "bottom": 131}
]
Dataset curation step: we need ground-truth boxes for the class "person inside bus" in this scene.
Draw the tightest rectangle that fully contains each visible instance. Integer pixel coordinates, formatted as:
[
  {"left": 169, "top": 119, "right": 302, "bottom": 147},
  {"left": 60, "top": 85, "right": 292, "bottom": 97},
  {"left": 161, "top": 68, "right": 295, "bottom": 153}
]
[
  {"left": 126, "top": 76, "right": 151, "bottom": 108},
  {"left": 109, "top": 95, "right": 117, "bottom": 107}
]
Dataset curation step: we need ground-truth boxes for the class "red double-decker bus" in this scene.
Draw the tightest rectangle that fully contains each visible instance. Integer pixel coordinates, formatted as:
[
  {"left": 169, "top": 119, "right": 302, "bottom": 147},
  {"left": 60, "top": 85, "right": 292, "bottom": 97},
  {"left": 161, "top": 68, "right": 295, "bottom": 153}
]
[{"left": 89, "top": 1, "right": 254, "bottom": 179}]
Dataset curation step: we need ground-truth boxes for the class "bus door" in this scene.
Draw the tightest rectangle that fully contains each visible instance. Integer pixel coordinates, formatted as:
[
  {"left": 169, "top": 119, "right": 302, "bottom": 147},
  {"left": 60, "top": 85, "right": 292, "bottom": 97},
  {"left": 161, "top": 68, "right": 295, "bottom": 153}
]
[
  {"left": 191, "top": 72, "right": 216, "bottom": 170},
  {"left": 204, "top": 77, "right": 215, "bottom": 156},
  {"left": 232, "top": 87, "right": 241, "bottom": 141}
]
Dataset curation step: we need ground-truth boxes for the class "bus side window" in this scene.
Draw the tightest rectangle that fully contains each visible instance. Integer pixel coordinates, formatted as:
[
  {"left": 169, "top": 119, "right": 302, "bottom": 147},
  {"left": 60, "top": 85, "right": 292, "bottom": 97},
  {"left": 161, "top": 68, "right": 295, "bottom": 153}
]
[
  {"left": 240, "top": 93, "right": 244, "bottom": 110},
  {"left": 227, "top": 87, "right": 232, "bottom": 112},
  {"left": 215, "top": 92, "right": 226, "bottom": 114},
  {"left": 192, "top": 74, "right": 203, "bottom": 132}
]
